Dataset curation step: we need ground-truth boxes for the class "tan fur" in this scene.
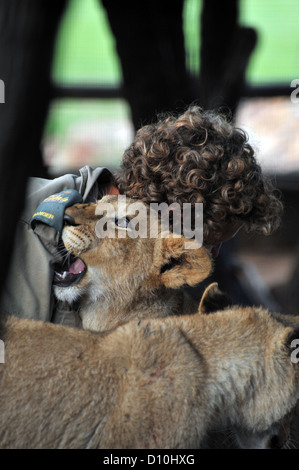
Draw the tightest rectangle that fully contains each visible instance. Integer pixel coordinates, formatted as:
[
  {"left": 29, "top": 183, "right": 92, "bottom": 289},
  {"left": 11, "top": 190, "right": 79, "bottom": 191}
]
[
  {"left": 2, "top": 197, "right": 298, "bottom": 448},
  {"left": 0, "top": 307, "right": 298, "bottom": 448},
  {"left": 54, "top": 195, "right": 213, "bottom": 331},
  {"left": 198, "top": 284, "right": 299, "bottom": 448}
]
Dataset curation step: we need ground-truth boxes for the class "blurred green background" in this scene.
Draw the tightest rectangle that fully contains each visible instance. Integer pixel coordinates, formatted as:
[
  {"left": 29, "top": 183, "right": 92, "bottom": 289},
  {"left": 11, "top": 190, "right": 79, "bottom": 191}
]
[
  {"left": 43, "top": 0, "right": 299, "bottom": 173},
  {"left": 52, "top": 0, "right": 299, "bottom": 86}
]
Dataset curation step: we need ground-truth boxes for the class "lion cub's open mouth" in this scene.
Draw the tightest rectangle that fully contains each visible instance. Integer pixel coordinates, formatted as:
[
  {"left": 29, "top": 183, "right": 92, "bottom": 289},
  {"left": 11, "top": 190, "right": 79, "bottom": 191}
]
[{"left": 53, "top": 253, "right": 87, "bottom": 288}]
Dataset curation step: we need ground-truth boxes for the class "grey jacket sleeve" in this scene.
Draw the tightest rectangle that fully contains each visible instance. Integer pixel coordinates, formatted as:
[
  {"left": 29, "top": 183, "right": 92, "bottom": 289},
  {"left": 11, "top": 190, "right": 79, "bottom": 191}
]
[{"left": 0, "top": 166, "right": 112, "bottom": 322}]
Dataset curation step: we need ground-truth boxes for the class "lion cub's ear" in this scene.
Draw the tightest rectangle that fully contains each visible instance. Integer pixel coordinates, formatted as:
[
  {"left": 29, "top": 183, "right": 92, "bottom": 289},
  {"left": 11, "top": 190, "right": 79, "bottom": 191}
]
[
  {"left": 198, "top": 282, "right": 232, "bottom": 314},
  {"left": 159, "top": 237, "right": 213, "bottom": 289}
]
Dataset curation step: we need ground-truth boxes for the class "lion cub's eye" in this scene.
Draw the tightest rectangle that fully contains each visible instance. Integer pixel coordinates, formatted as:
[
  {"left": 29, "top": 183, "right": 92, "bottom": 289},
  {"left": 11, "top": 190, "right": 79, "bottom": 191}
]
[
  {"left": 115, "top": 217, "right": 130, "bottom": 228},
  {"left": 63, "top": 214, "right": 77, "bottom": 226}
]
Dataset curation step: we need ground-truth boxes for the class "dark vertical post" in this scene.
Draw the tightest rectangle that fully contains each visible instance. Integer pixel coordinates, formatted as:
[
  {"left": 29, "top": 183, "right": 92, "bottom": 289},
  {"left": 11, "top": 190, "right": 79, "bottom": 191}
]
[
  {"left": 199, "top": 0, "right": 257, "bottom": 115},
  {"left": 101, "top": 0, "right": 193, "bottom": 129},
  {"left": 0, "top": 0, "right": 67, "bottom": 296}
]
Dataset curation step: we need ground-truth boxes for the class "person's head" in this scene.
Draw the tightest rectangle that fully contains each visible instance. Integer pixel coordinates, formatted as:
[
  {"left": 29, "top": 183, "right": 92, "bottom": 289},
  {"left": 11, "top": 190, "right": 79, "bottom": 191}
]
[{"left": 114, "top": 106, "right": 283, "bottom": 253}]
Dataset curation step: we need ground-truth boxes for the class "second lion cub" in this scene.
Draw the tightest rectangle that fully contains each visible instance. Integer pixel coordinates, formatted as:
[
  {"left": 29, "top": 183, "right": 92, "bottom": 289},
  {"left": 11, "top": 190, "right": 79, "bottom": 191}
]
[{"left": 0, "top": 307, "right": 298, "bottom": 448}]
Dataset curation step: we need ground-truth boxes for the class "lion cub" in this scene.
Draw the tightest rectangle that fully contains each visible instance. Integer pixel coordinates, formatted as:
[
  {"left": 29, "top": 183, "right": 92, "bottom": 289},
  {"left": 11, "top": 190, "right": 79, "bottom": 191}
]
[
  {"left": 53, "top": 195, "right": 212, "bottom": 331},
  {"left": 0, "top": 307, "right": 298, "bottom": 449}
]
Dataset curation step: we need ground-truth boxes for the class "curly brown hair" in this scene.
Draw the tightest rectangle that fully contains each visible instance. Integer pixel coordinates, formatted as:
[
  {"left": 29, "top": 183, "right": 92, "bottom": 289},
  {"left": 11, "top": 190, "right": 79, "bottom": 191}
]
[{"left": 114, "top": 106, "right": 283, "bottom": 243}]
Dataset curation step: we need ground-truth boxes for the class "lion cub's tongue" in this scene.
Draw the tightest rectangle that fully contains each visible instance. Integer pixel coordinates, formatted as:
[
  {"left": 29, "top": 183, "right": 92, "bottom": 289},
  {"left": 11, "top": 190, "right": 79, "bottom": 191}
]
[{"left": 69, "top": 258, "right": 85, "bottom": 274}]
